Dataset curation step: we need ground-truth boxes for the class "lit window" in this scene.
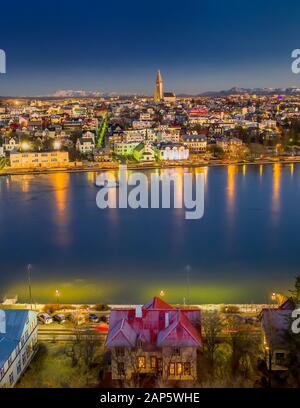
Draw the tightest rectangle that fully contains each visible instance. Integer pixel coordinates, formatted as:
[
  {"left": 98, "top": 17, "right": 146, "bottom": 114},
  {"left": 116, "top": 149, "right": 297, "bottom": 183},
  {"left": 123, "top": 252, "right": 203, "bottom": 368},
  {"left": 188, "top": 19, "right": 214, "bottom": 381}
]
[
  {"left": 137, "top": 356, "right": 146, "bottom": 369},
  {"left": 176, "top": 362, "right": 183, "bottom": 376},
  {"left": 169, "top": 363, "right": 175, "bottom": 375}
]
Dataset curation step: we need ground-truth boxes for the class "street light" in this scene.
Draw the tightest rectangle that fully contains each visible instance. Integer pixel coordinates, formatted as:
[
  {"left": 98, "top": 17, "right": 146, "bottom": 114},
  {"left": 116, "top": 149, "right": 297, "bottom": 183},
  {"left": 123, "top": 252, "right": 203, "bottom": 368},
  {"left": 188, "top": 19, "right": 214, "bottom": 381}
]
[
  {"left": 53, "top": 140, "right": 61, "bottom": 150},
  {"left": 55, "top": 289, "right": 60, "bottom": 307},
  {"left": 21, "top": 142, "right": 30, "bottom": 151},
  {"left": 159, "top": 290, "right": 165, "bottom": 297}
]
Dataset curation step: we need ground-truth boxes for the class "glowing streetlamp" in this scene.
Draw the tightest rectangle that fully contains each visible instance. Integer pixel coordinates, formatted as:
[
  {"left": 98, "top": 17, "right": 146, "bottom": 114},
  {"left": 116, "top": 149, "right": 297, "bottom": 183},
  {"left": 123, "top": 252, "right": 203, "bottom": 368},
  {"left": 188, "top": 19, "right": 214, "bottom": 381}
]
[
  {"left": 53, "top": 140, "right": 61, "bottom": 150},
  {"left": 159, "top": 290, "right": 165, "bottom": 297},
  {"left": 21, "top": 142, "right": 30, "bottom": 151},
  {"left": 55, "top": 289, "right": 60, "bottom": 306}
]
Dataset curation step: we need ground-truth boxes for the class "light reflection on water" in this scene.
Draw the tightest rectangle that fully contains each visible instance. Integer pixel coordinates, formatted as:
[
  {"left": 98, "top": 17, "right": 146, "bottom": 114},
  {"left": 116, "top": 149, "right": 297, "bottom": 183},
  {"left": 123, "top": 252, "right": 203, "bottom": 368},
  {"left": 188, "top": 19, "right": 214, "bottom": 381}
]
[{"left": 0, "top": 163, "right": 299, "bottom": 304}]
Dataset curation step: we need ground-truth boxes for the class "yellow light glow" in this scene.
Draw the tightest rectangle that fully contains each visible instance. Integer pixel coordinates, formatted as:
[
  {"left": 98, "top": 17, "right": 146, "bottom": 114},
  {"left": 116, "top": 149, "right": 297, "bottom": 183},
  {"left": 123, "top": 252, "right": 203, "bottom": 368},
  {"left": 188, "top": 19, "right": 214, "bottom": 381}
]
[
  {"left": 53, "top": 140, "right": 61, "bottom": 150},
  {"left": 21, "top": 142, "right": 30, "bottom": 151}
]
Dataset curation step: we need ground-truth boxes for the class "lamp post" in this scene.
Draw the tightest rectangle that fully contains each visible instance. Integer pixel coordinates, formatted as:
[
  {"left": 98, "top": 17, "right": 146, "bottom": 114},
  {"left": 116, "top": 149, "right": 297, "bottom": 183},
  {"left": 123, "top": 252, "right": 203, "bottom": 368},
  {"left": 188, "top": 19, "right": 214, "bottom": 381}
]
[
  {"left": 55, "top": 289, "right": 60, "bottom": 308},
  {"left": 27, "top": 264, "right": 32, "bottom": 310}
]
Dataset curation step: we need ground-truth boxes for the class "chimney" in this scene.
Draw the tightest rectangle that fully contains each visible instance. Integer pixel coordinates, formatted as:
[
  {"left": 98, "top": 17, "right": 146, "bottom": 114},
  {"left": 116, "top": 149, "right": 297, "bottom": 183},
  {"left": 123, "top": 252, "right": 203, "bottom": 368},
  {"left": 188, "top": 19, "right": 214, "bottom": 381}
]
[
  {"left": 165, "top": 312, "right": 170, "bottom": 328},
  {"left": 135, "top": 305, "right": 143, "bottom": 318},
  {"left": 0, "top": 310, "right": 6, "bottom": 334}
]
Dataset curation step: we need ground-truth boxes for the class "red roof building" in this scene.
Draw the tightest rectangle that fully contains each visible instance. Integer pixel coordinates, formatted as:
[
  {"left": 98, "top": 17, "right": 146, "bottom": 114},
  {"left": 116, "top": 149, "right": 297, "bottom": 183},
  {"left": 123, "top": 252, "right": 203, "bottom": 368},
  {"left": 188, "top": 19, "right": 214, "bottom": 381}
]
[{"left": 106, "top": 298, "right": 202, "bottom": 383}]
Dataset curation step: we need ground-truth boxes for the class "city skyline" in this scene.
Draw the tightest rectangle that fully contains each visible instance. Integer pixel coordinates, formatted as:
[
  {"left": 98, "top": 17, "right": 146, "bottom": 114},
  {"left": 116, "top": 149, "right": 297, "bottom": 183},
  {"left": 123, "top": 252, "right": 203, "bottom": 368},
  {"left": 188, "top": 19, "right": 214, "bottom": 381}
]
[{"left": 1, "top": 0, "right": 300, "bottom": 96}]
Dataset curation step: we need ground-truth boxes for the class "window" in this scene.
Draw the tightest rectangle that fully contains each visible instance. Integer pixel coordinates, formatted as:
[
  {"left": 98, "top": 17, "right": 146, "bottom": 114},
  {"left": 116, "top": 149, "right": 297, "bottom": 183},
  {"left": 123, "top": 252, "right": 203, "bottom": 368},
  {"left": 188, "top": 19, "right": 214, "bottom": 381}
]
[
  {"left": 176, "top": 363, "right": 183, "bottom": 376},
  {"left": 22, "top": 353, "right": 26, "bottom": 365},
  {"left": 137, "top": 356, "right": 146, "bottom": 369},
  {"left": 275, "top": 352, "right": 285, "bottom": 366},
  {"left": 8, "top": 357, "right": 12, "bottom": 366},
  {"left": 117, "top": 362, "right": 125, "bottom": 376},
  {"left": 172, "top": 348, "right": 181, "bottom": 357},
  {"left": 17, "top": 361, "right": 21, "bottom": 374},
  {"left": 184, "top": 362, "right": 191, "bottom": 375},
  {"left": 115, "top": 347, "right": 125, "bottom": 357},
  {"left": 0, "top": 367, "right": 4, "bottom": 380},
  {"left": 150, "top": 356, "right": 157, "bottom": 369},
  {"left": 169, "top": 363, "right": 175, "bottom": 376},
  {"left": 9, "top": 372, "right": 14, "bottom": 385}
]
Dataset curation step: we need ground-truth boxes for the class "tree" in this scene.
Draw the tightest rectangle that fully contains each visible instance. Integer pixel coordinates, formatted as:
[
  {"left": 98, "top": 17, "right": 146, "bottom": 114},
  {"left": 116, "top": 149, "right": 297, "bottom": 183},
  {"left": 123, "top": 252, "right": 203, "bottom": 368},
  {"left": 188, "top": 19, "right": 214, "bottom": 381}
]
[{"left": 202, "top": 312, "right": 223, "bottom": 370}]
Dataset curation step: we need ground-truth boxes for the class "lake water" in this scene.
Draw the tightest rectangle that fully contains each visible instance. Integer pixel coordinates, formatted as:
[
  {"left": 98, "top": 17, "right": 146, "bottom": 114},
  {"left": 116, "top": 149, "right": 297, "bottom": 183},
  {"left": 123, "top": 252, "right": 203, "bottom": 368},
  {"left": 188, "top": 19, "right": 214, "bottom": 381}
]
[{"left": 0, "top": 163, "right": 299, "bottom": 304}]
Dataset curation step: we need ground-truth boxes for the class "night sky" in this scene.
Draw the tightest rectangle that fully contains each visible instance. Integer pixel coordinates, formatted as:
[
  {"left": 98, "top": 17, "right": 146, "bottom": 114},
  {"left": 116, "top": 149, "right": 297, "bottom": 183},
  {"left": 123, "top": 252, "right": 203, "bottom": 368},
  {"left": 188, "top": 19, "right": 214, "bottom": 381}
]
[{"left": 0, "top": 0, "right": 300, "bottom": 96}]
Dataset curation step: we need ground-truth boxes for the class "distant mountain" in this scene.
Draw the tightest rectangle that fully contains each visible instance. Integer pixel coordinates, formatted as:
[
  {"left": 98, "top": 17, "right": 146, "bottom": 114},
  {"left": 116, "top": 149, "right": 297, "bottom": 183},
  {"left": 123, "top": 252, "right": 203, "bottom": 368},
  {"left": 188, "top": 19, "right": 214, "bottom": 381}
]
[
  {"left": 51, "top": 90, "right": 103, "bottom": 98},
  {"left": 178, "top": 87, "right": 300, "bottom": 97}
]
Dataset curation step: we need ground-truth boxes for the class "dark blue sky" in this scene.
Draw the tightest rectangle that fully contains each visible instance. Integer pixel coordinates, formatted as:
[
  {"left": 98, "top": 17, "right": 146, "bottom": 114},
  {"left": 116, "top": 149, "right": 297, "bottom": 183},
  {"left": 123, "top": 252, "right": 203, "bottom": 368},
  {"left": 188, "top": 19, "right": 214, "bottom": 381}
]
[{"left": 0, "top": 0, "right": 300, "bottom": 96}]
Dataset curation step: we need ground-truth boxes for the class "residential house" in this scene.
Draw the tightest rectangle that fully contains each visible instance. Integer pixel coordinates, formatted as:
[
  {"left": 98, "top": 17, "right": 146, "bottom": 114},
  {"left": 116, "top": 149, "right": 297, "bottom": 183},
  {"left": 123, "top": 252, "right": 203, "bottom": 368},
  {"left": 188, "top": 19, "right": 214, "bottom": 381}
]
[
  {"left": 114, "top": 142, "right": 140, "bottom": 156},
  {"left": 133, "top": 143, "right": 156, "bottom": 162},
  {"left": 157, "top": 143, "right": 189, "bottom": 161},
  {"left": 3, "top": 137, "right": 20, "bottom": 152},
  {"left": 182, "top": 135, "right": 207, "bottom": 154},
  {"left": 76, "top": 132, "right": 95, "bottom": 154},
  {"left": 0, "top": 310, "right": 38, "bottom": 388},
  {"left": 260, "top": 298, "right": 297, "bottom": 371},
  {"left": 93, "top": 147, "right": 112, "bottom": 162},
  {"left": 106, "top": 297, "right": 202, "bottom": 382}
]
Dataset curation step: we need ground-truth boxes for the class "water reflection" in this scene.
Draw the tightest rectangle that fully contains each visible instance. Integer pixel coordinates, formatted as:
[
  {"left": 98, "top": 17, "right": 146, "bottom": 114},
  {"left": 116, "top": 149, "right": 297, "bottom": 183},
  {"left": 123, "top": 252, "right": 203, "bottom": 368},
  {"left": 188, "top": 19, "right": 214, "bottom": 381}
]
[
  {"left": 227, "top": 165, "right": 236, "bottom": 215},
  {"left": 271, "top": 163, "right": 281, "bottom": 224},
  {"left": 50, "top": 173, "right": 71, "bottom": 246}
]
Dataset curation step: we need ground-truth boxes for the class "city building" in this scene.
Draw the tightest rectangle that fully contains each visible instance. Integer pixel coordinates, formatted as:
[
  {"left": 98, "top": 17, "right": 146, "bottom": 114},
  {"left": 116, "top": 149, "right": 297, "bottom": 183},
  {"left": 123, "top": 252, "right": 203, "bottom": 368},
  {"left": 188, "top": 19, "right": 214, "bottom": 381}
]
[
  {"left": 133, "top": 143, "right": 156, "bottom": 162},
  {"left": 114, "top": 142, "right": 140, "bottom": 156},
  {"left": 260, "top": 298, "right": 297, "bottom": 371},
  {"left": 106, "top": 297, "right": 202, "bottom": 382},
  {"left": 0, "top": 310, "right": 38, "bottom": 388},
  {"left": 157, "top": 143, "right": 189, "bottom": 161},
  {"left": 182, "top": 135, "right": 207, "bottom": 153},
  {"left": 10, "top": 151, "right": 69, "bottom": 168}
]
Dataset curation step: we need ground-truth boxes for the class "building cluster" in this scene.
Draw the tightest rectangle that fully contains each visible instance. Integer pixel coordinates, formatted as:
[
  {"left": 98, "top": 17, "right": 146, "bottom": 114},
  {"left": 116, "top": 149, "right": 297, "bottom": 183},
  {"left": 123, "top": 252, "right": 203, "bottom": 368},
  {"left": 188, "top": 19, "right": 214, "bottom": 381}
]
[{"left": 1, "top": 73, "right": 300, "bottom": 169}]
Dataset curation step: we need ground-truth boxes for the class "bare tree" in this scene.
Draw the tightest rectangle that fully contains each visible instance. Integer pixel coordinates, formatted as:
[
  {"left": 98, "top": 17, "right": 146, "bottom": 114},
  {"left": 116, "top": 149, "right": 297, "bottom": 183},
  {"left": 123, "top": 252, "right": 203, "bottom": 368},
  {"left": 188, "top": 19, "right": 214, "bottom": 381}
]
[{"left": 202, "top": 312, "right": 223, "bottom": 371}]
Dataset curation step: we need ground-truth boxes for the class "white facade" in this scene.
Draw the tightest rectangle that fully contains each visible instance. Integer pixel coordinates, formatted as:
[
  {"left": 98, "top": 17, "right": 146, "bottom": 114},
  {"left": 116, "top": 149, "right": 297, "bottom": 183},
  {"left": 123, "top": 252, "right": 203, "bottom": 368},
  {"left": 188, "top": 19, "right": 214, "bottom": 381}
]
[
  {"left": 159, "top": 145, "right": 189, "bottom": 161},
  {"left": 0, "top": 310, "right": 38, "bottom": 388}
]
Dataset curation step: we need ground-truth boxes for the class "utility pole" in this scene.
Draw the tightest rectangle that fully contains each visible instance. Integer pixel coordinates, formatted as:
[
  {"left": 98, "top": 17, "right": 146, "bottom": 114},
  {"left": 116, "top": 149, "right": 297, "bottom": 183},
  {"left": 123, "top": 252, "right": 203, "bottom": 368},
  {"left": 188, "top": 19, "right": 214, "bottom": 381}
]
[{"left": 27, "top": 264, "right": 32, "bottom": 310}]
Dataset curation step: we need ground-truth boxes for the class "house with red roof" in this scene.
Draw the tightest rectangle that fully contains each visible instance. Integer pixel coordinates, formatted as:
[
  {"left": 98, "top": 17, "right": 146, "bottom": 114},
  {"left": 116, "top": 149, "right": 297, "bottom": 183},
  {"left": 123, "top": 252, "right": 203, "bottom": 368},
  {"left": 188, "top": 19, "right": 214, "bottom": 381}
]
[{"left": 106, "top": 297, "right": 202, "bottom": 382}]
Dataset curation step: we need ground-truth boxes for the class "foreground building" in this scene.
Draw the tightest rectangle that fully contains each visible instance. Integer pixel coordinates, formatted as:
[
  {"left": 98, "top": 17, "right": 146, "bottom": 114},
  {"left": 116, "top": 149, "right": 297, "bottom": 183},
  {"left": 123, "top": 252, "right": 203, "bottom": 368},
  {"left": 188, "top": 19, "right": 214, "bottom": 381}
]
[
  {"left": 106, "top": 297, "right": 202, "bottom": 382},
  {"left": 260, "top": 298, "right": 296, "bottom": 371},
  {"left": 0, "top": 310, "right": 38, "bottom": 388}
]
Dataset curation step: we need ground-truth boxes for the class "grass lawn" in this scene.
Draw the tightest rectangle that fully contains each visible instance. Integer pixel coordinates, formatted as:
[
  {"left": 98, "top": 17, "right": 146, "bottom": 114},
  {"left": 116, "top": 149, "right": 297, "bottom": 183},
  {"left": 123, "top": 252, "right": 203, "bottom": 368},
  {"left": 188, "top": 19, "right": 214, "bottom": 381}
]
[{"left": 17, "top": 342, "right": 104, "bottom": 388}]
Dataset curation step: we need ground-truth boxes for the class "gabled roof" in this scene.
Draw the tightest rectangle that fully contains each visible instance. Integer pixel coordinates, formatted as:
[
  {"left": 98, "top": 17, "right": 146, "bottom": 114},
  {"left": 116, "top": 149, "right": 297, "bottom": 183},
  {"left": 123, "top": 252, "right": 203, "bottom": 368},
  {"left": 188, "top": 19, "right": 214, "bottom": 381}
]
[
  {"left": 157, "top": 310, "right": 202, "bottom": 347},
  {"left": 106, "top": 298, "right": 202, "bottom": 350},
  {"left": 106, "top": 318, "right": 137, "bottom": 348},
  {"left": 143, "top": 297, "right": 173, "bottom": 310}
]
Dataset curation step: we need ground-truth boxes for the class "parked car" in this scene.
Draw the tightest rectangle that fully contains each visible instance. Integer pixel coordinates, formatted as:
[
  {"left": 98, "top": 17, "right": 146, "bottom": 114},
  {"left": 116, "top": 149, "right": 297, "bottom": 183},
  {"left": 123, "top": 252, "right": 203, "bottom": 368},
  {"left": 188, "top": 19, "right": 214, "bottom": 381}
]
[
  {"left": 89, "top": 313, "right": 100, "bottom": 323},
  {"left": 38, "top": 313, "right": 53, "bottom": 324},
  {"left": 53, "top": 313, "right": 66, "bottom": 324}
]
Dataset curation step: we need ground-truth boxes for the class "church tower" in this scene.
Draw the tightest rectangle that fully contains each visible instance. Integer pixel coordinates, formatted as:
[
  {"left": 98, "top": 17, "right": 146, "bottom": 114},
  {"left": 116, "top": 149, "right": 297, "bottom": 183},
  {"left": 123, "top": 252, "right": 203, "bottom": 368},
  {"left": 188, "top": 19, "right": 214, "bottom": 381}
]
[{"left": 153, "top": 70, "right": 163, "bottom": 101}]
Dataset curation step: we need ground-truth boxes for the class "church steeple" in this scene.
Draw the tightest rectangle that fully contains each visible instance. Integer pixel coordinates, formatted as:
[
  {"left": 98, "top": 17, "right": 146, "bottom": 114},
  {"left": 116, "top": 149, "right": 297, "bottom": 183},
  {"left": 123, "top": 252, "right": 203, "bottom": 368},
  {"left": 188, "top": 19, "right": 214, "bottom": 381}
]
[{"left": 153, "top": 70, "right": 163, "bottom": 101}]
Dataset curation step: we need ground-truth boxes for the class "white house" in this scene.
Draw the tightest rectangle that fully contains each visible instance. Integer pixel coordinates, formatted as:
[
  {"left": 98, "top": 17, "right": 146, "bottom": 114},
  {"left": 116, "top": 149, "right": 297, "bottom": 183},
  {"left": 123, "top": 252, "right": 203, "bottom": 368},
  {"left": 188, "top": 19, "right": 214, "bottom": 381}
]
[
  {"left": 76, "top": 131, "right": 96, "bottom": 154},
  {"left": 3, "top": 137, "right": 20, "bottom": 152},
  {"left": 158, "top": 143, "right": 189, "bottom": 161},
  {"left": 0, "top": 310, "right": 38, "bottom": 388}
]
